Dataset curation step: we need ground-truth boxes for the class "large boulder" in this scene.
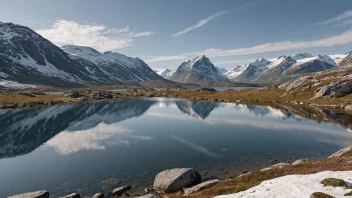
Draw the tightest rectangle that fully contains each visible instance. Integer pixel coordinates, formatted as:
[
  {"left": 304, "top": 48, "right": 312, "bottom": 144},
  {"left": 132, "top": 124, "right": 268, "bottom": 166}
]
[
  {"left": 315, "top": 78, "right": 352, "bottom": 98},
  {"left": 153, "top": 168, "right": 201, "bottom": 193},
  {"left": 9, "top": 191, "right": 49, "bottom": 198}
]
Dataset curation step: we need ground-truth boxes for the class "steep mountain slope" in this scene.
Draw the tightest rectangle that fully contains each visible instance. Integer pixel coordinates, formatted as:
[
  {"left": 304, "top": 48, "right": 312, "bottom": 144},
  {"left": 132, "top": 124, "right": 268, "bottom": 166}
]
[
  {"left": 218, "top": 66, "right": 244, "bottom": 81},
  {"left": 236, "top": 58, "right": 270, "bottom": 82},
  {"left": 0, "top": 22, "right": 163, "bottom": 87},
  {"left": 278, "top": 55, "right": 336, "bottom": 82},
  {"left": 62, "top": 45, "right": 164, "bottom": 82},
  {"left": 168, "top": 55, "right": 229, "bottom": 83},
  {"left": 254, "top": 56, "right": 296, "bottom": 84},
  {"left": 153, "top": 68, "right": 176, "bottom": 79}
]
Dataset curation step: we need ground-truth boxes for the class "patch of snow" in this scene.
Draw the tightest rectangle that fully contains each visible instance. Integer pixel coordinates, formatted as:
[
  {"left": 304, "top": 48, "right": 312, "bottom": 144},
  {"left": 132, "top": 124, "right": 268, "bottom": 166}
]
[
  {"left": 62, "top": 45, "right": 140, "bottom": 68},
  {"left": 266, "top": 56, "right": 287, "bottom": 69},
  {"left": 223, "top": 66, "right": 245, "bottom": 80},
  {"left": 296, "top": 55, "right": 337, "bottom": 66},
  {"left": 291, "top": 53, "right": 314, "bottom": 60},
  {"left": 0, "top": 80, "right": 37, "bottom": 89},
  {"left": 153, "top": 68, "right": 176, "bottom": 78},
  {"left": 329, "top": 53, "right": 349, "bottom": 65},
  {"left": 215, "top": 171, "right": 352, "bottom": 198}
]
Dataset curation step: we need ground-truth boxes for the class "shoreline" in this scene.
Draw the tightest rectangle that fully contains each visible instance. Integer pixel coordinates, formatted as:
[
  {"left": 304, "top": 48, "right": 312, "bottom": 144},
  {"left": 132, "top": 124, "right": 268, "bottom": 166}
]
[
  {"left": 1, "top": 87, "right": 351, "bottom": 111},
  {"left": 9, "top": 147, "right": 352, "bottom": 198}
]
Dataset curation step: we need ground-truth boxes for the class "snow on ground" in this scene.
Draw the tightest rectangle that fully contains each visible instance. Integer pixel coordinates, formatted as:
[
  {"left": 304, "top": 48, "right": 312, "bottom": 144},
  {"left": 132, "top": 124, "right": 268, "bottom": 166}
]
[
  {"left": 215, "top": 171, "right": 352, "bottom": 198},
  {"left": 0, "top": 80, "right": 37, "bottom": 89}
]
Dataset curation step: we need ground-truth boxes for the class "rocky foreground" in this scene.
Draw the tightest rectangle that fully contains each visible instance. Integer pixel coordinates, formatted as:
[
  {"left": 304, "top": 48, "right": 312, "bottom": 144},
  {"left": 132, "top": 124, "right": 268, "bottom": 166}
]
[{"left": 8, "top": 147, "right": 352, "bottom": 198}]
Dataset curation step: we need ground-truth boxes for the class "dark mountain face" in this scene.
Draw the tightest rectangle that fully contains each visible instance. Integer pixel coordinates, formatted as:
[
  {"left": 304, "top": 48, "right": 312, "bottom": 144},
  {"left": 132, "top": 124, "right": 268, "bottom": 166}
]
[
  {"left": 169, "top": 55, "right": 229, "bottom": 83},
  {"left": 175, "top": 100, "right": 219, "bottom": 119},
  {"left": 0, "top": 22, "right": 163, "bottom": 87}
]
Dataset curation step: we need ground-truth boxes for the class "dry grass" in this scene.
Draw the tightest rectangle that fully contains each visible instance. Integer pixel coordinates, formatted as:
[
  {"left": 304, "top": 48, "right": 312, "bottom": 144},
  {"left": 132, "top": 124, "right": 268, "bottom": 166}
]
[{"left": 0, "top": 93, "right": 77, "bottom": 105}]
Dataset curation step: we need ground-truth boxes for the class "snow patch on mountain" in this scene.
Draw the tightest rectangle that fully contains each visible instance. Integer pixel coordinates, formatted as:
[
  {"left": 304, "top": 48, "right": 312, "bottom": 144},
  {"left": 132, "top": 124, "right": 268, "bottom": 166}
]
[
  {"left": 0, "top": 80, "right": 37, "bottom": 89},
  {"left": 329, "top": 53, "right": 349, "bottom": 65},
  {"left": 153, "top": 68, "right": 176, "bottom": 78}
]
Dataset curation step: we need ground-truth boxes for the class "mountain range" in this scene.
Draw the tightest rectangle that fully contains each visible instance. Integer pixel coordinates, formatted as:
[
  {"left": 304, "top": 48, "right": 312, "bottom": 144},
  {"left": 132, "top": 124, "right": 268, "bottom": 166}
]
[{"left": 0, "top": 21, "right": 350, "bottom": 88}]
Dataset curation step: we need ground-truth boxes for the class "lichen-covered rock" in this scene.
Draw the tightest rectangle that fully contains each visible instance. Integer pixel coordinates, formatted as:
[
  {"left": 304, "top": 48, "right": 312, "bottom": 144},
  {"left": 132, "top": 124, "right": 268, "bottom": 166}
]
[
  {"left": 345, "top": 105, "right": 352, "bottom": 112},
  {"left": 184, "top": 179, "right": 219, "bottom": 194},
  {"left": 310, "top": 192, "right": 334, "bottom": 198},
  {"left": 112, "top": 185, "right": 132, "bottom": 197},
  {"left": 8, "top": 191, "right": 49, "bottom": 198},
  {"left": 328, "top": 146, "right": 352, "bottom": 158},
  {"left": 153, "top": 168, "right": 201, "bottom": 193}
]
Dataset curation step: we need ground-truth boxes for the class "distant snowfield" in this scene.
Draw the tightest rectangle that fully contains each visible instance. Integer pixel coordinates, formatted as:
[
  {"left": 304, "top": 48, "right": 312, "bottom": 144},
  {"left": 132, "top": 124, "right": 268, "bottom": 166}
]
[
  {"left": 0, "top": 80, "right": 37, "bottom": 89},
  {"left": 215, "top": 171, "right": 352, "bottom": 198}
]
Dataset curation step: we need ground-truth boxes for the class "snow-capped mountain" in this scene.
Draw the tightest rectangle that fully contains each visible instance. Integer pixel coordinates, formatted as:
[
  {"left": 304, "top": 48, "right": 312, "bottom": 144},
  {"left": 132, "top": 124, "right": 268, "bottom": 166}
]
[
  {"left": 291, "top": 53, "right": 314, "bottom": 60},
  {"left": 62, "top": 45, "right": 164, "bottom": 82},
  {"left": 222, "top": 52, "right": 350, "bottom": 84},
  {"left": 235, "top": 58, "right": 270, "bottom": 82},
  {"left": 0, "top": 22, "right": 163, "bottom": 87},
  {"left": 168, "top": 55, "right": 229, "bottom": 83},
  {"left": 217, "top": 66, "right": 244, "bottom": 81},
  {"left": 153, "top": 68, "right": 176, "bottom": 79}
]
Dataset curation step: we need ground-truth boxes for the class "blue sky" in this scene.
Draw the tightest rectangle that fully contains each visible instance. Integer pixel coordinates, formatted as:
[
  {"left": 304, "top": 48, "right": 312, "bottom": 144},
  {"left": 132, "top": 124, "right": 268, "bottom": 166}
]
[{"left": 0, "top": 0, "right": 351, "bottom": 69}]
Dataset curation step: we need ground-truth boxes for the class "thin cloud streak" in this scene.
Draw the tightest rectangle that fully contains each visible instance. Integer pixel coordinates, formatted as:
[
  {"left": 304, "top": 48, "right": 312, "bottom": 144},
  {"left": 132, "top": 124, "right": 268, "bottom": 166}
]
[
  {"left": 309, "top": 9, "right": 352, "bottom": 26},
  {"left": 171, "top": 0, "right": 268, "bottom": 38},
  {"left": 147, "top": 28, "right": 352, "bottom": 62},
  {"left": 171, "top": 135, "right": 220, "bottom": 158},
  {"left": 171, "top": 11, "right": 228, "bottom": 37}
]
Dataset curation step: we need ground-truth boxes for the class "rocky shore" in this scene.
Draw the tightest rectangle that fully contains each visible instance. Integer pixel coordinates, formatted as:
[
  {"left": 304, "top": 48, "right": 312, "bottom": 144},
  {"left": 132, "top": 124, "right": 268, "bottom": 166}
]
[{"left": 8, "top": 146, "right": 352, "bottom": 198}]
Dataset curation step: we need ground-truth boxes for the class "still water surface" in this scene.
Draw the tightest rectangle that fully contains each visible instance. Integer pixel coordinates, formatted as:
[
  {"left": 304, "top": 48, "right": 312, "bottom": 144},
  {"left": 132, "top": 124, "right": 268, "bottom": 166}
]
[{"left": 0, "top": 98, "right": 351, "bottom": 197}]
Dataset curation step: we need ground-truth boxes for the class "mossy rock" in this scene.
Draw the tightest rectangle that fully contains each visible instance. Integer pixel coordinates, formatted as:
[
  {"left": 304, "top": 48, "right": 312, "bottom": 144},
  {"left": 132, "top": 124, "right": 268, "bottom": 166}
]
[
  {"left": 321, "top": 178, "right": 347, "bottom": 187},
  {"left": 310, "top": 192, "right": 334, "bottom": 198},
  {"left": 345, "top": 190, "right": 352, "bottom": 196}
]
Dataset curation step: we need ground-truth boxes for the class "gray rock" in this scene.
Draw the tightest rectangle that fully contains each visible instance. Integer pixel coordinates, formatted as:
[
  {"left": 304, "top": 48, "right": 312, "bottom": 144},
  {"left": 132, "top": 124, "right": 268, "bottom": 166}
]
[
  {"left": 183, "top": 179, "right": 219, "bottom": 195},
  {"left": 328, "top": 146, "right": 352, "bottom": 158},
  {"left": 292, "top": 159, "right": 309, "bottom": 165},
  {"left": 8, "top": 191, "right": 49, "bottom": 198},
  {"left": 92, "top": 193, "right": 104, "bottom": 198},
  {"left": 153, "top": 168, "right": 201, "bottom": 193},
  {"left": 112, "top": 185, "right": 132, "bottom": 197},
  {"left": 62, "top": 193, "right": 80, "bottom": 198},
  {"left": 345, "top": 105, "right": 352, "bottom": 112},
  {"left": 133, "top": 194, "right": 159, "bottom": 198},
  {"left": 64, "top": 91, "right": 82, "bottom": 98}
]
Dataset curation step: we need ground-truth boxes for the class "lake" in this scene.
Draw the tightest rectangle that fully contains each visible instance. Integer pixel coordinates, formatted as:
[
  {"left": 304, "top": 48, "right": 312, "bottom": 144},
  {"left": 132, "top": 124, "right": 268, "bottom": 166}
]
[{"left": 0, "top": 98, "right": 351, "bottom": 197}]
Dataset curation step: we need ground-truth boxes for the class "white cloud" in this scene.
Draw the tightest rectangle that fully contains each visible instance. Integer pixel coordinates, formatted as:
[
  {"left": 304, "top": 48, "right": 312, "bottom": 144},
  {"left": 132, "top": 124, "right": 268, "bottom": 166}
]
[
  {"left": 148, "top": 29, "right": 352, "bottom": 62},
  {"left": 171, "top": 11, "right": 229, "bottom": 37},
  {"left": 145, "top": 55, "right": 188, "bottom": 63},
  {"left": 129, "top": 31, "right": 154, "bottom": 38},
  {"left": 46, "top": 122, "right": 152, "bottom": 155},
  {"left": 36, "top": 20, "right": 154, "bottom": 52},
  {"left": 311, "top": 9, "right": 352, "bottom": 26}
]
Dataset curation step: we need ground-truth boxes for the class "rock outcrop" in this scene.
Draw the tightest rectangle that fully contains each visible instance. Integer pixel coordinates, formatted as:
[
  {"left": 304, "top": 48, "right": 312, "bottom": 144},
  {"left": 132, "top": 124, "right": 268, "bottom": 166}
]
[
  {"left": 8, "top": 191, "right": 49, "bottom": 198},
  {"left": 153, "top": 168, "right": 201, "bottom": 193}
]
